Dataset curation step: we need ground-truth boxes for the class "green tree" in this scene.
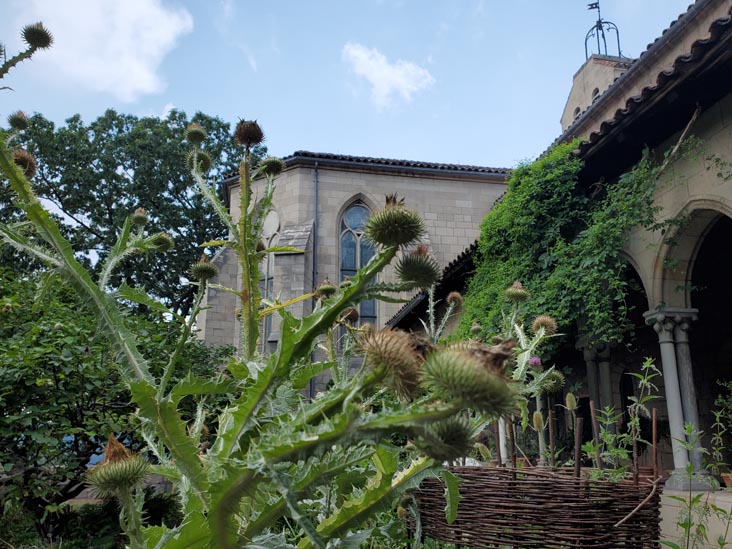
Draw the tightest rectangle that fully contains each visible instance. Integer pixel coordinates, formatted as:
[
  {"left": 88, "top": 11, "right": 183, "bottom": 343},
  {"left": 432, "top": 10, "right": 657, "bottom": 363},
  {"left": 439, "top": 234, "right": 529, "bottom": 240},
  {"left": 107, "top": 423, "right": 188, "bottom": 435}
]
[
  {"left": 0, "top": 268, "right": 233, "bottom": 539},
  {"left": 3, "top": 110, "right": 265, "bottom": 314}
]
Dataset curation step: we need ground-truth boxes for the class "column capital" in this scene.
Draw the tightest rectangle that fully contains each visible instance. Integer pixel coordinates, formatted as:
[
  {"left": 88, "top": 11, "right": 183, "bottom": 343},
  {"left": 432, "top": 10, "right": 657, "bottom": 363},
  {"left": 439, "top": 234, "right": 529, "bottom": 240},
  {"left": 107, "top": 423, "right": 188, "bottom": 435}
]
[{"left": 644, "top": 307, "right": 698, "bottom": 330}]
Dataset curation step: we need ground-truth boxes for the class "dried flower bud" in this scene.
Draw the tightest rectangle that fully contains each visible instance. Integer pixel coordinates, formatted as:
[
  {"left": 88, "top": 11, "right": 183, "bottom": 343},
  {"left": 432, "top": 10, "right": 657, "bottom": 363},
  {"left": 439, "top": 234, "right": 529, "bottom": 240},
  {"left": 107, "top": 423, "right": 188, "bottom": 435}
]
[
  {"left": 447, "top": 292, "right": 463, "bottom": 309},
  {"left": 189, "top": 254, "right": 218, "bottom": 282},
  {"left": 360, "top": 329, "right": 421, "bottom": 400},
  {"left": 257, "top": 156, "right": 285, "bottom": 178},
  {"left": 505, "top": 280, "right": 529, "bottom": 303},
  {"left": 130, "top": 207, "right": 148, "bottom": 226},
  {"left": 532, "top": 315, "right": 558, "bottom": 335},
  {"left": 22, "top": 22, "right": 53, "bottom": 50},
  {"left": 256, "top": 240, "right": 266, "bottom": 252},
  {"left": 7, "top": 111, "right": 29, "bottom": 131},
  {"left": 340, "top": 307, "right": 359, "bottom": 324},
  {"left": 470, "top": 322, "right": 482, "bottom": 337},
  {"left": 12, "top": 148, "right": 37, "bottom": 178},
  {"left": 234, "top": 119, "right": 265, "bottom": 148},
  {"left": 184, "top": 122, "right": 207, "bottom": 146},
  {"left": 86, "top": 436, "right": 148, "bottom": 498}
]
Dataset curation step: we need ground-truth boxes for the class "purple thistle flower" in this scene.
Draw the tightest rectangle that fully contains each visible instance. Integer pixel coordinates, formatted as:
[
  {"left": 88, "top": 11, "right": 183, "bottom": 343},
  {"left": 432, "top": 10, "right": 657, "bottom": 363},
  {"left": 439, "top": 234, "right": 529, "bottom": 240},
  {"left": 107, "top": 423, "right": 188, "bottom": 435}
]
[{"left": 529, "top": 356, "right": 542, "bottom": 368}]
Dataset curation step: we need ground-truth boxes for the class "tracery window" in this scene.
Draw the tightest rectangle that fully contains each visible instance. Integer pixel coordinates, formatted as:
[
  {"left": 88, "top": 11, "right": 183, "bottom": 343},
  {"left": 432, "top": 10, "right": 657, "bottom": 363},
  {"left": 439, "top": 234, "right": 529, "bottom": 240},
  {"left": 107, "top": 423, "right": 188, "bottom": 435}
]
[{"left": 340, "top": 202, "right": 376, "bottom": 326}]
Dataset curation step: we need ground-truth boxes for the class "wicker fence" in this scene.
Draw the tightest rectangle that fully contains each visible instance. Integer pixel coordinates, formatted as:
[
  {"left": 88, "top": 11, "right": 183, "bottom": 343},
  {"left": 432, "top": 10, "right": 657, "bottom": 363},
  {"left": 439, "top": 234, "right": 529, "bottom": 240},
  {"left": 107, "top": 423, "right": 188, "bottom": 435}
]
[{"left": 412, "top": 466, "right": 661, "bottom": 548}]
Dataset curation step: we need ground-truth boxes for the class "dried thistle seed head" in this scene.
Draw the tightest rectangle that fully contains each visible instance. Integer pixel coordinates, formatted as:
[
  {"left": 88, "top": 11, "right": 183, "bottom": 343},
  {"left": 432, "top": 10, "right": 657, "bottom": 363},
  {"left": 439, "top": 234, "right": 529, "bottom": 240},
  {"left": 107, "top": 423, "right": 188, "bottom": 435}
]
[
  {"left": 360, "top": 329, "right": 421, "bottom": 399},
  {"left": 7, "top": 111, "right": 29, "bottom": 131},
  {"left": 149, "top": 232, "right": 174, "bottom": 252},
  {"left": 234, "top": 119, "right": 264, "bottom": 148},
  {"left": 542, "top": 369, "right": 565, "bottom": 393},
  {"left": 103, "top": 434, "right": 129, "bottom": 464},
  {"left": 447, "top": 291, "right": 463, "bottom": 309},
  {"left": 505, "top": 280, "right": 529, "bottom": 303},
  {"left": 22, "top": 22, "right": 53, "bottom": 49},
  {"left": 130, "top": 207, "right": 148, "bottom": 226},
  {"left": 12, "top": 148, "right": 37, "bottom": 178},
  {"left": 190, "top": 254, "right": 218, "bottom": 281},
  {"left": 257, "top": 156, "right": 285, "bottom": 178},
  {"left": 565, "top": 392, "right": 578, "bottom": 412},
  {"left": 453, "top": 339, "right": 516, "bottom": 374},
  {"left": 385, "top": 193, "right": 405, "bottom": 208},
  {"left": 186, "top": 149, "right": 212, "bottom": 173},
  {"left": 86, "top": 455, "right": 149, "bottom": 498},
  {"left": 340, "top": 307, "right": 359, "bottom": 324},
  {"left": 256, "top": 240, "right": 266, "bottom": 252},
  {"left": 184, "top": 122, "right": 207, "bottom": 145},
  {"left": 396, "top": 249, "right": 441, "bottom": 290},
  {"left": 316, "top": 278, "right": 337, "bottom": 299},
  {"left": 422, "top": 348, "right": 516, "bottom": 415},
  {"left": 365, "top": 198, "right": 425, "bottom": 248},
  {"left": 416, "top": 415, "right": 474, "bottom": 462},
  {"left": 532, "top": 315, "right": 558, "bottom": 335},
  {"left": 532, "top": 410, "right": 545, "bottom": 432},
  {"left": 410, "top": 333, "right": 437, "bottom": 360}
]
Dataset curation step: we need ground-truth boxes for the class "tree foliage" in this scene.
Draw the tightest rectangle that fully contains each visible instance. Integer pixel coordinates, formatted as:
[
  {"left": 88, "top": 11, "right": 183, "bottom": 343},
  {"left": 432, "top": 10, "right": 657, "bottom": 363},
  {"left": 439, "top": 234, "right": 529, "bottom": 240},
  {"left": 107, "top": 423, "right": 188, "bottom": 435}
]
[
  {"left": 2, "top": 109, "right": 265, "bottom": 314},
  {"left": 0, "top": 268, "right": 233, "bottom": 539}
]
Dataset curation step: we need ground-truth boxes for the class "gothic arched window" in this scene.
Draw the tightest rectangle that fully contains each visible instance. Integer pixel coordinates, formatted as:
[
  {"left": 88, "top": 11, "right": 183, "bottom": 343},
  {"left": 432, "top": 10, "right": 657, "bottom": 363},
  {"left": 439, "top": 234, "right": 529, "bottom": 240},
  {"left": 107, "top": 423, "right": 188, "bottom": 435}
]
[{"left": 340, "top": 202, "right": 376, "bottom": 326}]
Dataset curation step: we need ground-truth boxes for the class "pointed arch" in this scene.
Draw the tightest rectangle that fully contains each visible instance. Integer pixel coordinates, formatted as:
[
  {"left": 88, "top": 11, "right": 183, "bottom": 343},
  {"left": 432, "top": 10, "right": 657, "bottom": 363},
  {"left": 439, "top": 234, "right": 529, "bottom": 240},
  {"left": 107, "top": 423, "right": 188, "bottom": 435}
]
[{"left": 339, "top": 197, "right": 377, "bottom": 326}]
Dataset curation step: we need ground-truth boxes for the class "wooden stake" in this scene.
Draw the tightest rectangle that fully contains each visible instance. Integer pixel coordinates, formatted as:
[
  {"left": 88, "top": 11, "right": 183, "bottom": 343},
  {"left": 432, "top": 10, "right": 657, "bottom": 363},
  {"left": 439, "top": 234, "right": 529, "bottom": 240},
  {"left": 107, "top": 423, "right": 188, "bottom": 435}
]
[
  {"left": 493, "top": 421, "right": 502, "bottom": 467},
  {"left": 548, "top": 409, "right": 556, "bottom": 468},
  {"left": 652, "top": 408, "right": 659, "bottom": 480},
  {"left": 589, "top": 400, "right": 604, "bottom": 470},
  {"left": 574, "top": 416, "right": 584, "bottom": 479}
]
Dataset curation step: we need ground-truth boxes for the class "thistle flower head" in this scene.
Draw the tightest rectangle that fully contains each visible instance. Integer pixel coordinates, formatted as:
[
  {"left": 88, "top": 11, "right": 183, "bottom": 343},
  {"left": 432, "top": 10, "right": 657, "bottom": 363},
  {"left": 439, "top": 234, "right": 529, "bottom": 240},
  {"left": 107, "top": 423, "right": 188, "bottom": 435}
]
[
  {"left": 365, "top": 195, "right": 425, "bottom": 248},
  {"left": 86, "top": 435, "right": 148, "bottom": 498},
  {"left": 542, "top": 369, "right": 565, "bottom": 393},
  {"left": 339, "top": 276, "right": 352, "bottom": 289},
  {"left": 360, "top": 329, "right": 421, "bottom": 400},
  {"left": 186, "top": 149, "right": 212, "bottom": 173},
  {"left": 447, "top": 291, "right": 463, "bottom": 309},
  {"left": 130, "top": 207, "right": 148, "bottom": 226},
  {"left": 234, "top": 119, "right": 265, "bottom": 148},
  {"left": 12, "top": 149, "right": 37, "bottom": 179},
  {"left": 316, "top": 278, "right": 337, "bottom": 299},
  {"left": 505, "top": 280, "right": 529, "bottom": 303},
  {"left": 529, "top": 356, "right": 542, "bottom": 369},
  {"left": 422, "top": 348, "right": 516, "bottom": 414},
  {"left": 416, "top": 415, "right": 474, "bottom": 462},
  {"left": 396, "top": 246, "right": 441, "bottom": 289},
  {"left": 22, "top": 22, "right": 53, "bottom": 49},
  {"left": 189, "top": 254, "right": 218, "bottom": 282},
  {"left": 184, "top": 122, "right": 207, "bottom": 146},
  {"left": 149, "top": 232, "right": 174, "bottom": 252},
  {"left": 470, "top": 322, "right": 482, "bottom": 337},
  {"left": 257, "top": 156, "right": 285, "bottom": 178},
  {"left": 7, "top": 111, "right": 29, "bottom": 131},
  {"left": 532, "top": 315, "right": 558, "bottom": 335}
]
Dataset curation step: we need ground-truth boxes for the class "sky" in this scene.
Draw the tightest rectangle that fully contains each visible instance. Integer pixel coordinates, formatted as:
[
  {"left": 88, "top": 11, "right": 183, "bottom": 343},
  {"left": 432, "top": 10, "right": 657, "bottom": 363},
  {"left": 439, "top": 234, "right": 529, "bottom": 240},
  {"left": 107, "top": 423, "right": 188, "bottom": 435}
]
[{"left": 0, "top": 0, "right": 697, "bottom": 170}]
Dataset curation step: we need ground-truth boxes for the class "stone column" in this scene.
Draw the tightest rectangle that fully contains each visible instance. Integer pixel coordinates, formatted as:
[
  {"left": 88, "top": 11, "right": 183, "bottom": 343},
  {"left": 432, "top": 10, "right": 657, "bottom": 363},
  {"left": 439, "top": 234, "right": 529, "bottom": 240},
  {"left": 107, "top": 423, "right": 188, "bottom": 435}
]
[
  {"left": 597, "top": 343, "right": 614, "bottom": 412},
  {"left": 644, "top": 311, "right": 689, "bottom": 472},
  {"left": 583, "top": 346, "right": 601, "bottom": 410},
  {"left": 673, "top": 309, "right": 703, "bottom": 472}
]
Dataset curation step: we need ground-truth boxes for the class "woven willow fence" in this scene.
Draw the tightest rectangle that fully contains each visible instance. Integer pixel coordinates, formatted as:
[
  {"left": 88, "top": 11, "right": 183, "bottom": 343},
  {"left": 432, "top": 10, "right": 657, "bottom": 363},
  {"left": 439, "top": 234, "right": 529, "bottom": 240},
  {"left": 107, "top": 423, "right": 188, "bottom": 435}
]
[{"left": 411, "top": 466, "right": 661, "bottom": 548}]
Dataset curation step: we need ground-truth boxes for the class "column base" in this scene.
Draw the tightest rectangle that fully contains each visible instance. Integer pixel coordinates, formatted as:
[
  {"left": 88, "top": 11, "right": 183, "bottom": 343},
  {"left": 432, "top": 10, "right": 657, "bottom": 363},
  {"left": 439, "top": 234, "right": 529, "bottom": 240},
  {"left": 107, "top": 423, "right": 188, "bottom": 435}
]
[{"left": 664, "top": 469, "right": 719, "bottom": 491}]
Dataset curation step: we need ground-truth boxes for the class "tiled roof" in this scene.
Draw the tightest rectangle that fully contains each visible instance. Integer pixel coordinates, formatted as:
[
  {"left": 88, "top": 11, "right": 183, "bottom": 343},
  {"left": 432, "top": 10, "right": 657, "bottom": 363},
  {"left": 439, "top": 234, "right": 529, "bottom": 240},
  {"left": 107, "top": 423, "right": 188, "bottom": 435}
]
[
  {"left": 386, "top": 240, "right": 479, "bottom": 328},
  {"left": 574, "top": 13, "right": 732, "bottom": 158},
  {"left": 553, "top": 1, "right": 731, "bottom": 156},
  {"left": 284, "top": 151, "right": 511, "bottom": 175}
]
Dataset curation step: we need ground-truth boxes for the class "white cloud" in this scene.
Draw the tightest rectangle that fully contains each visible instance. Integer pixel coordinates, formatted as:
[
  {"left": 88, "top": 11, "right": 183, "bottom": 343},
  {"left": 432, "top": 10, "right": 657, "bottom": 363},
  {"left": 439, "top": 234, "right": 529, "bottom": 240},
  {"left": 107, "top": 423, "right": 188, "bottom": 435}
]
[
  {"left": 15, "top": 0, "right": 193, "bottom": 102},
  {"left": 342, "top": 42, "right": 435, "bottom": 109},
  {"left": 159, "top": 102, "right": 176, "bottom": 119}
]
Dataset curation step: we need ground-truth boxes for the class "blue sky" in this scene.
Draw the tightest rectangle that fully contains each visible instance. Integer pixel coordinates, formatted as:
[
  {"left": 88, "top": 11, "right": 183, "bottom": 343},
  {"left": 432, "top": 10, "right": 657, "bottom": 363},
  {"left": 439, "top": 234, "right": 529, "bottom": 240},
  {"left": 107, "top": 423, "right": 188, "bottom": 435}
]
[{"left": 1, "top": 0, "right": 695, "bottom": 169}]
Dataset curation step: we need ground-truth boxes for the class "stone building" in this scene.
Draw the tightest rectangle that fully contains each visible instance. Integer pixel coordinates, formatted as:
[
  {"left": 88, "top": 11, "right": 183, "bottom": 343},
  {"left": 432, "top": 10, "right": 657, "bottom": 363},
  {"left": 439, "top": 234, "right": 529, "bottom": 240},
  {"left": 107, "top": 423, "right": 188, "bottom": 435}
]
[{"left": 197, "top": 151, "right": 509, "bottom": 361}]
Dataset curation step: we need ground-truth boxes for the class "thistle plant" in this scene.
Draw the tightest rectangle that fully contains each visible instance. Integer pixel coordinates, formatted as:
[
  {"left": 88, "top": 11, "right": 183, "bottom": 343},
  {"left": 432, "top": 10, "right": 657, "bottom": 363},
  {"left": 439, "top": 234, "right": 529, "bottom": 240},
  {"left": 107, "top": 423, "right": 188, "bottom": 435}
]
[{"left": 1, "top": 98, "right": 517, "bottom": 546}]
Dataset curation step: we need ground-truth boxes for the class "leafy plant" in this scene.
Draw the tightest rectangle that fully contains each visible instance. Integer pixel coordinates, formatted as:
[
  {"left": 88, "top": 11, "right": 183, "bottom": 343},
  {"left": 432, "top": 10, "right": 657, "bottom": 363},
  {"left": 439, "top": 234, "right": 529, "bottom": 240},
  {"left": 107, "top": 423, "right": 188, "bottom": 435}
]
[{"left": 1, "top": 97, "right": 518, "bottom": 548}]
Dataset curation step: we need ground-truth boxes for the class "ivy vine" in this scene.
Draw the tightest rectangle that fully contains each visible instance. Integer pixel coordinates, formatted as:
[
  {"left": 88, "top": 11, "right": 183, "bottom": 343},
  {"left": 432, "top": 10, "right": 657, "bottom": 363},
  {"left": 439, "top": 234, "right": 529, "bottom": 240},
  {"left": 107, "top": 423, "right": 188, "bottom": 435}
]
[{"left": 460, "top": 138, "right": 705, "bottom": 348}]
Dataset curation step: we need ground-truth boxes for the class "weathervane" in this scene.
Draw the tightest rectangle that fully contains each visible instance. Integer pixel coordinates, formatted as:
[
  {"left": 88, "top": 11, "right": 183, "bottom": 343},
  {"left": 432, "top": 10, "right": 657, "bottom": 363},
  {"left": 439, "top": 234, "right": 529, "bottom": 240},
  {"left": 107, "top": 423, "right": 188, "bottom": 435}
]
[{"left": 585, "top": 1, "right": 624, "bottom": 59}]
